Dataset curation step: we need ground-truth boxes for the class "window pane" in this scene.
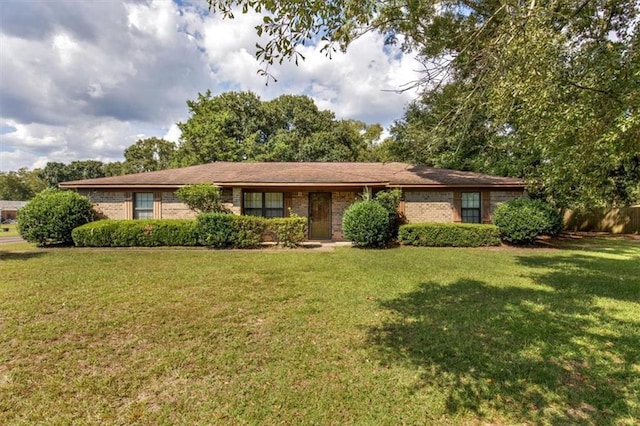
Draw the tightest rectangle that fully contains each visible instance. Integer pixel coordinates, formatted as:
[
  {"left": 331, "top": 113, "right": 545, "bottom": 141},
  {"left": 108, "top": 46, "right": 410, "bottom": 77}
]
[
  {"left": 264, "top": 193, "right": 283, "bottom": 208},
  {"left": 135, "top": 210, "right": 154, "bottom": 220},
  {"left": 462, "top": 192, "right": 480, "bottom": 208},
  {"left": 134, "top": 192, "right": 154, "bottom": 219},
  {"left": 244, "top": 193, "right": 262, "bottom": 209},
  {"left": 244, "top": 208, "right": 263, "bottom": 217},
  {"left": 264, "top": 208, "right": 284, "bottom": 218},
  {"left": 462, "top": 209, "right": 481, "bottom": 223},
  {"left": 135, "top": 193, "right": 154, "bottom": 209},
  {"left": 243, "top": 192, "right": 284, "bottom": 217}
]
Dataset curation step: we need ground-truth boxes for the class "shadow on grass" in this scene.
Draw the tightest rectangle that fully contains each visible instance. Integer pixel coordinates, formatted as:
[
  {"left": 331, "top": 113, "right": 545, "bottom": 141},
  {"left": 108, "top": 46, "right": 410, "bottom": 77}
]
[
  {"left": 0, "top": 250, "right": 46, "bottom": 261},
  {"left": 367, "top": 248, "right": 640, "bottom": 424},
  {"left": 516, "top": 248, "right": 640, "bottom": 303}
]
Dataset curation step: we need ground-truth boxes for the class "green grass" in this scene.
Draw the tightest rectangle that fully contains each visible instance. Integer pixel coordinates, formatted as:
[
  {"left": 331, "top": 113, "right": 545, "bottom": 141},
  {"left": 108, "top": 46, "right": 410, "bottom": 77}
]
[
  {"left": 1, "top": 239, "right": 639, "bottom": 425},
  {"left": 0, "top": 224, "right": 19, "bottom": 238}
]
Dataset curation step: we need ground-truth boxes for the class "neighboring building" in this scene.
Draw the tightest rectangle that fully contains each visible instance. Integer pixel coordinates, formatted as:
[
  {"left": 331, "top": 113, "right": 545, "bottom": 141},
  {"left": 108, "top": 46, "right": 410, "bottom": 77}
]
[
  {"left": 0, "top": 200, "right": 27, "bottom": 222},
  {"left": 59, "top": 162, "right": 525, "bottom": 241}
]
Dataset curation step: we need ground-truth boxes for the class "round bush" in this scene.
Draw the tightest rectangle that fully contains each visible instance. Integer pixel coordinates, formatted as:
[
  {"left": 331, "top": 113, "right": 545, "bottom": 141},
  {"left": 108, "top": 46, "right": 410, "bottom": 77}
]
[
  {"left": 17, "top": 189, "right": 94, "bottom": 246},
  {"left": 342, "top": 200, "right": 390, "bottom": 248},
  {"left": 493, "top": 198, "right": 562, "bottom": 245}
]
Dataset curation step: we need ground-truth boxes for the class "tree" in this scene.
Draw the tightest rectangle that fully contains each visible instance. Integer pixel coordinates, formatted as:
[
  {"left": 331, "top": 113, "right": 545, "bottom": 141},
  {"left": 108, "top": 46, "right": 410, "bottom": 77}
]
[
  {"left": 388, "top": 83, "right": 534, "bottom": 177},
  {"left": 173, "top": 91, "right": 268, "bottom": 166},
  {"left": 174, "top": 91, "right": 377, "bottom": 164},
  {"left": 102, "top": 161, "right": 128, "bottom": 177},
  {"left": 298, "top": 119, "right": 368, "bottom": 162},
  {"left": 67, "top": 160, "right": 106, "bottom": 181},
  {"left": 205, "top": 0, "right": 640, "bottom": 207},
  {"left": 39, "top": 162, "right": 71, "bottom": 187},
  {"left": 124, "top": 137, "right": 176, "bottom": 173},
  {"left": 0, "top": 168, "right": 46, "bottom": 200},
  {"left": 259, "top": 94, "right": 336, "bottom": 161},
  {"left": 39, "top": 160, "right": 106, "bottom": 187}
]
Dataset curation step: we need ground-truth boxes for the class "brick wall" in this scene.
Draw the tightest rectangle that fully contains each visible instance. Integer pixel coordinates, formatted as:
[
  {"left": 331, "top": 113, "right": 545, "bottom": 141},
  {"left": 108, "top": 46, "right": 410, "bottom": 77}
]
[
  {"left": 404, "top": 191, "right": 454, "bottom": 223},
  {"left": 160, "top": 192, "right": 197, "bottom": 219},
  {"left": 83, "top": 189, "right": 242, "bottom": 220},
  {"left": 229, "top": 188, "right": 242, "bottom": 215},
  {"left": 489, "top": 191, "right": 525, "bottom": 221},
  {"left": 331, "top": 191, "right": 358, "bottom": 240},
  {"left": 290, "top": 192, "right": 309, "bottom": 217},
  {"left": 80, "top": 190, "right": 128, "bottom": 219}
]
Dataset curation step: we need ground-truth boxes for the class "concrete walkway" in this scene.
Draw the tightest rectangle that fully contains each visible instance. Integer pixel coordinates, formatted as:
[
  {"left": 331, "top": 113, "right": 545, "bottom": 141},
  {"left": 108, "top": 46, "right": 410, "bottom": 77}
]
[
  {"left": 0, "top": 236, "right": 26, "bottom": 245},
  {"left": 0, "top": 238, "right": 353, "bottom": 249}
]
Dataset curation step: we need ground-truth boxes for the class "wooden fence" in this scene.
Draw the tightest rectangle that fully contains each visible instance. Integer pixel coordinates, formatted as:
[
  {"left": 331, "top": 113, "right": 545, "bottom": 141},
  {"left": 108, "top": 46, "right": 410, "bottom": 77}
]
[{"left": 563, "top": 206, "right": 640, "bottom": 234}]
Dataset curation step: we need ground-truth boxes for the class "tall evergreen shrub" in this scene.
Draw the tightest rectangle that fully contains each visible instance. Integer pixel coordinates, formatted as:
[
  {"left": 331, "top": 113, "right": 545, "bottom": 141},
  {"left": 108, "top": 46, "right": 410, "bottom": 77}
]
[{"left": 17, "top": 188, "right": 94, "bottom": 246}]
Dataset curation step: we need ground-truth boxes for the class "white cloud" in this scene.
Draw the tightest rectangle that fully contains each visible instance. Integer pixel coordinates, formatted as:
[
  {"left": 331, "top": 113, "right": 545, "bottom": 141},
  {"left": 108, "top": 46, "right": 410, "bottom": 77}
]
[
  {"left": 0, "top": 0, "right": 423, "bottom": 172},
  {"left": 163, "top": 124, "right": 182, "bottom": 143}
]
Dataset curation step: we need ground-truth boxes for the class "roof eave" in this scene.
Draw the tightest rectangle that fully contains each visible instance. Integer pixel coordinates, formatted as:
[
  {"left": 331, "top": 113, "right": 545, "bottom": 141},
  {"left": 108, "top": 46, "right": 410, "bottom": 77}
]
[
  {"left": 60, "top": 181, "right": 391, "bottom": 189},
  {"left": 59, "top": 183, "right": 183, "bottom": 189},
  {"left": 391, "top": 183, "right": 525, "bottom": 189}
]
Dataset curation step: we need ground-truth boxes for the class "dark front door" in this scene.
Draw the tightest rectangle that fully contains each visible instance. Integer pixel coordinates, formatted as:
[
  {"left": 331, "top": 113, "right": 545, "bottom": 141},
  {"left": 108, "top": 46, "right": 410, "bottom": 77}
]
[{"left": 309, "top": 192, "right": 332, "bottom": 240}]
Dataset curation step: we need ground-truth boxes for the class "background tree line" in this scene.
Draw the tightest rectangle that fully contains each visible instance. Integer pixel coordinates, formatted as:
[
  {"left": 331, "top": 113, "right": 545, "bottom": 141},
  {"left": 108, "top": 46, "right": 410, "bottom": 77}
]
[{"left": 1, "top": 92, "right": 387, "bottom": 200}]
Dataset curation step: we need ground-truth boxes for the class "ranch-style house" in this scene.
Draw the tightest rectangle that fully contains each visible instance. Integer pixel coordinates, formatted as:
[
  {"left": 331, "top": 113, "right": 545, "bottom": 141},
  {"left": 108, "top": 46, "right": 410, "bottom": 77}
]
[{"left": 59, "top": 162, "right": 526, "bottom": 241}]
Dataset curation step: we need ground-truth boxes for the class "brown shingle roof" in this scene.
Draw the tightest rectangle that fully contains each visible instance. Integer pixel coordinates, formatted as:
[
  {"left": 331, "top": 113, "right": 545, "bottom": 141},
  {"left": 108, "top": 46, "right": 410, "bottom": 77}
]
[
  {"left": 59, "top": 162, "right": 524, "bottom": 188},
  {"left": 0, "top": 200, "right": 28, "bottom": 210}
]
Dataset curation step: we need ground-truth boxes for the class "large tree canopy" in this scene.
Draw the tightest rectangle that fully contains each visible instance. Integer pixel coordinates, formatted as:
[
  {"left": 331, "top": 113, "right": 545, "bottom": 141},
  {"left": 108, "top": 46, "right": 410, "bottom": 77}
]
[
  {"left": 124, "top": 137, "right": 176, "bottom": 173},
  {"left": 206, "top": 0, "right": 640, "bottom": 207},
  {"left": 173, "top": 91, "right": 377, "bottom": 165}
]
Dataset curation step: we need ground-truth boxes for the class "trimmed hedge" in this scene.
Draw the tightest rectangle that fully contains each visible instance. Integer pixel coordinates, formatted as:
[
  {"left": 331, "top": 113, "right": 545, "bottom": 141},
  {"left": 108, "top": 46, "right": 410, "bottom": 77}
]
[
  {"left": 73, "top": 216, "right": 309, "bottom": 248},
  {"left": 196, "top": 214, "right": 308, "bottom": 248},
  {"left": 229, "top": 215, "right": 267, "bottom": 249},
  {"left": 399, "top": 223, "right": 501, "bottom": 247},
  {"left": 72, "top": 219, "right": 198, "bottom": 247},
  {"left": 266, "top": 217, "right": 307, "bottom": 248}
]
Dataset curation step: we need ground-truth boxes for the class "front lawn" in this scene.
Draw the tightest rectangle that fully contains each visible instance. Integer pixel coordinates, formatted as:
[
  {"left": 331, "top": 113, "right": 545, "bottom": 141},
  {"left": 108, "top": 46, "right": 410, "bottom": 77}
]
[
  {"left": 1, "top": 240, "right": 638, "bottom": 424},
  {"left": 0, "top": 223, "right": 19, "bottom": 238}
]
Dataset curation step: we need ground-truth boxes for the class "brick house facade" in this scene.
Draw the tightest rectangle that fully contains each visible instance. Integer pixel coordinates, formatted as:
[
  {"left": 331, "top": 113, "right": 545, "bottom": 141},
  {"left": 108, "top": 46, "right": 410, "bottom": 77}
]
[{"left": 62, "top": 162, "right": 525, "bottom": 241}]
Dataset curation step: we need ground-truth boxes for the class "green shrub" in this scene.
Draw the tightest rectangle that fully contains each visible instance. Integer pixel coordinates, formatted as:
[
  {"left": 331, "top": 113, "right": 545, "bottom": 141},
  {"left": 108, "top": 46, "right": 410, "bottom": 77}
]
[
  {"left": 374, "top": 189, "right": 403, "bottom": 241},
  {"left": 176, "top": 184, "right": 227, "bottom": 213},
  {"left": 72, "top": 215, "right": 308, "bottom": 249},
  {"left": 493, "top": 198, "right": 562, "bottom": 245},
  {"left": 267, "top": 216, "right": 308, "bottom": 247},
  {"left": 196, "top": 213, "right": 267, "bottom": 248},
  {"left": 18, "top": 189, "right": 94, "bottom": 246},
  {"left": 399, "top": 223, "right": 501, "bottom": 247},
  {"left": 195, "top": 213, "right": 236, "bottom": 248},
  {"left": 72, "top": 220, "right": 120, "bottom": 247},
  {"left": 72, "top": 219, "right": 198, "bottom": 247},
  {"left": 231, "top": 215, "right": 267, "bottom": 248},
  {"left": 342, "top": 200, "right": 390, "bottom": 248}
]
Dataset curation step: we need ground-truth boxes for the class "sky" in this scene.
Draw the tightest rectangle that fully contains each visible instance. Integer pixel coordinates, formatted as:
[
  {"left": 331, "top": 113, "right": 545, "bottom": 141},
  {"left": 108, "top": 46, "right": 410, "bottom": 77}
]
[{"left": 0, "top": 0, "right": 422, "bottom": 172}]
